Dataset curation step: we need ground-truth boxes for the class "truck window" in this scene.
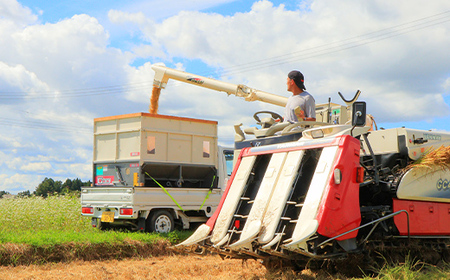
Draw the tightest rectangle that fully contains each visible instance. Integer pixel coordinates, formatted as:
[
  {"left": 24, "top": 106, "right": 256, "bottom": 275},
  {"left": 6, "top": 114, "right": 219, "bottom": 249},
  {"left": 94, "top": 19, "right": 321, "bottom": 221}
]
[{"left": 223, "top": 150, "right": 234, "bottom": 176}]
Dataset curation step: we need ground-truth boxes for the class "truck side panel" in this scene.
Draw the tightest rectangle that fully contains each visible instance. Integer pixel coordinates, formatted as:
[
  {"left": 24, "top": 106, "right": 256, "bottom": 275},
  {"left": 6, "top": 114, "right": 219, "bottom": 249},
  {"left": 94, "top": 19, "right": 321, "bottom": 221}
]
[{"left": 81, "top": 187, "right": 222, "bottom": 220}]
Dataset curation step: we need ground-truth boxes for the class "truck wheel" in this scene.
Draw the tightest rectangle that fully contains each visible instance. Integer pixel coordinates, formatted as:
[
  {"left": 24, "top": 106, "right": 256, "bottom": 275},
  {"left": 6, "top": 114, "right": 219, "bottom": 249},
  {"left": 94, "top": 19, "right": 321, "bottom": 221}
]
[{"left": 148, "top": 210, "right": 174, "bottom": 233}]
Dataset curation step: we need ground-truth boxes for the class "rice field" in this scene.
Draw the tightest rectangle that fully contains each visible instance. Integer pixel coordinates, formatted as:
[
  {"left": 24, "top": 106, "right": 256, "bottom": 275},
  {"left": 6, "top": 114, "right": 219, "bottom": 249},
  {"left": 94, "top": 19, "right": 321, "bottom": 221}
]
[
  {"left": 0, "top": 194, "right": 188, "bottom": 246},
  {"left": 0, "top": 195, "right": 91, "bottom": 244}
]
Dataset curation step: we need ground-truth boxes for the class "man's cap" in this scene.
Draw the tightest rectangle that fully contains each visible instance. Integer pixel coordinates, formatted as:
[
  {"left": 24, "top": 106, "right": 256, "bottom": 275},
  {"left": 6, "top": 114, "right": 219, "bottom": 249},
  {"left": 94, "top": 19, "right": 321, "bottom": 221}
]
[{"left": 288, "top": 70, "right": 306, "bottom": 90}]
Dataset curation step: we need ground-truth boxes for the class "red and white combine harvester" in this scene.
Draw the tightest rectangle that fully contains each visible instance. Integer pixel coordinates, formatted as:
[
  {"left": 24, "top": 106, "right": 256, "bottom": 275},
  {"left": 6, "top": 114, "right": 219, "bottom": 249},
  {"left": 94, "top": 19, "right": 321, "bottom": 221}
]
[{"left": 152, "top": 64, "right": 450, "bottom": 267}]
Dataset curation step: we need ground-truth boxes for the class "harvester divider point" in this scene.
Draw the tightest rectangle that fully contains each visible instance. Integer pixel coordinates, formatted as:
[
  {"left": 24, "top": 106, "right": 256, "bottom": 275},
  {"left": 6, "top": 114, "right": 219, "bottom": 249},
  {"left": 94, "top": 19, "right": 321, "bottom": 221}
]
[
  {"left": 213, "top": 233, "right": 230, "bottom": 248},
  {"left": 261, "top": 234, "right": 283, "bottom": 249}
]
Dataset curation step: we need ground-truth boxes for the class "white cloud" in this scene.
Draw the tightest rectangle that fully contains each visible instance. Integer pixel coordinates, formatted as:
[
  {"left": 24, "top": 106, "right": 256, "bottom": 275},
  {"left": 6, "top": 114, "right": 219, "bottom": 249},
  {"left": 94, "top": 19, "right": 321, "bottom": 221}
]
[
  {"left": 444, "top": 78, "right": 450, "bottom": 92},
  {"left": 20, "top": 162, "right": 52, "bottom": 173},
  {"left": 0, "top": 0, "right": 37, "bottom": 26},
  {"left": 114, "top": 0, "right": 238, "bottom": 20},
  {"left": 0, "top": 61, "right": 51, "bottom": 97},
  {"left": 0, "top": 173, "right": 44, "bottom": 193}
]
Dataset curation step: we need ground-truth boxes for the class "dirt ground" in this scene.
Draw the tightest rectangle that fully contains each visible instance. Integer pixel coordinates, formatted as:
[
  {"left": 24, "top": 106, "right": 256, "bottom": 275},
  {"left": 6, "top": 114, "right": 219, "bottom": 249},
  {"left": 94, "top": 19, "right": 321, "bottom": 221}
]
[
  {"left": 0, "top": 254, "right": 338, "bottom": 280},
  {"left": 0, "top": 255, "right": 267, "bottom": 280}
]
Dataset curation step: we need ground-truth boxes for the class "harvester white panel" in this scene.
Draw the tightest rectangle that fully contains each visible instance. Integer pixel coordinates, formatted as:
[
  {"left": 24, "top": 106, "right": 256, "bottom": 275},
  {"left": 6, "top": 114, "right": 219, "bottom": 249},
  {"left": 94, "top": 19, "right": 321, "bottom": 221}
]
[
  {"left": 259, "top": 150, "right": 304, "bottom": 244},
  {"left": 397, "top": 167, "right": 450, "bottom": 203},
  {"left": 211, "top": 156, "right": 257, "bottom": 244},
  {"left": 284, "top": 146, "right": 338, "bottom": 250},
  {"left": 229, "top": 152, "right": 288, "bottom": 248},
  {"left": 176, "top": 224, "right": 211, "bottom": 247}
]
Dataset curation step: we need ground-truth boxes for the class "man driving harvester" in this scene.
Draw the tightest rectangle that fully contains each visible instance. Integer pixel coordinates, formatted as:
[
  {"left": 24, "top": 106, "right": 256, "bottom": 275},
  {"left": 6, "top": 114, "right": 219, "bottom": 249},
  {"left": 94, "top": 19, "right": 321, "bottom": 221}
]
[{"left": 284, "top": 70, "right": 316, "bottom": 123}]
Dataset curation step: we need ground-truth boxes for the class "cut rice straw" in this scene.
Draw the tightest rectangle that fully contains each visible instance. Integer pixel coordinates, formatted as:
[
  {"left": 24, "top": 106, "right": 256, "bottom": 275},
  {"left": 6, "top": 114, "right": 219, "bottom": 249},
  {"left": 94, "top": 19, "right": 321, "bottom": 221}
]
[{"left": 403, "top": 145, "right": 450, "bottom": 174}]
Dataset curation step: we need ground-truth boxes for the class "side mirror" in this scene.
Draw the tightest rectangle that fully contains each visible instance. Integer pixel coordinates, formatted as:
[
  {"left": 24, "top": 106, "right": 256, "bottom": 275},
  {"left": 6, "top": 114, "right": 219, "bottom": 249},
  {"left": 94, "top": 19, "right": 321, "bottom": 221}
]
[{"left": 352, "top": 101, "right": 366, "bottom": 126}]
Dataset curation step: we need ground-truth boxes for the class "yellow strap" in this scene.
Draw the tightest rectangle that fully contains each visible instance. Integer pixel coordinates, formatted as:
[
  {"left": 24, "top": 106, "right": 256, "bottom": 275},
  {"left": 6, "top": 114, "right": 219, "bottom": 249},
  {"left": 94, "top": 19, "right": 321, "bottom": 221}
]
[
  {"left": 199, "top": 175, "right": 216, "bottom": 210},
  {"left": 145, "top": 172, "right": 184, "bottom": 211}
]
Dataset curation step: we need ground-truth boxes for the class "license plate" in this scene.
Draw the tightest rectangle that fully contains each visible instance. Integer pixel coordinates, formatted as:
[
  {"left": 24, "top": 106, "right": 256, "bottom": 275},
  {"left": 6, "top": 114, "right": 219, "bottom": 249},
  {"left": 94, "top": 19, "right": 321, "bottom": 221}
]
[{"left": 101, "top": 211, "right": 115, "bottom": 223}]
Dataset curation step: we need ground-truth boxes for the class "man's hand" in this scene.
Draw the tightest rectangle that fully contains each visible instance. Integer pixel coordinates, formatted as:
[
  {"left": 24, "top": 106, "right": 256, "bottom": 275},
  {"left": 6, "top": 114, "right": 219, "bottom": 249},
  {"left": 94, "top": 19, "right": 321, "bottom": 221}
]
[{"left": 294, "top": 106, "right": 305, "bottom": 121}]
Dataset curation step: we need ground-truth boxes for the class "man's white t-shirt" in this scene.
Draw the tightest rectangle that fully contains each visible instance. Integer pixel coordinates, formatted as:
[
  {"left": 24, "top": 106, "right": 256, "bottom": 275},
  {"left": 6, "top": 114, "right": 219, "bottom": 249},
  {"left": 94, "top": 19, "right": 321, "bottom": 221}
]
[{"left": 283, "top": 91, "right": 315, "bottom": 123}]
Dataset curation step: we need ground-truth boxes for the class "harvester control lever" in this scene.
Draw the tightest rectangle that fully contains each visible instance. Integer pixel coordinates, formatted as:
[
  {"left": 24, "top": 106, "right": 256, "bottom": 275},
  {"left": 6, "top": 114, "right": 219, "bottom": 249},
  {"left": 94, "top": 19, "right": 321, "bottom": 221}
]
[{"left": 413, "top": 137, "right": 428, "bottom": 144}]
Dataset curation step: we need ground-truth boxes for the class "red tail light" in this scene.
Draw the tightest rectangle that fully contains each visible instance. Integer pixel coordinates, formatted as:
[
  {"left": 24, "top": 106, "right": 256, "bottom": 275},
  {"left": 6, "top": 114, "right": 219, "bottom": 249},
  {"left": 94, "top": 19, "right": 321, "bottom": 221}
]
[
  {"left": 82, "top": 207, "right": 94, "bottom": 214},
  {"left": 356, "top": 167, "right": 365, "bottom": 183},
  {"left": 120, "top": 208, "right": 133, "bottom": 215}
]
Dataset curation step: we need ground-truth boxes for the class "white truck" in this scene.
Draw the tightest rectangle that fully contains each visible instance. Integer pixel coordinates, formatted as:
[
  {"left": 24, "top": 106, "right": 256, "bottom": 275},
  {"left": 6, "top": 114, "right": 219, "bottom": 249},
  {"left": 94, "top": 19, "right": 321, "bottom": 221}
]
[{"left": 81, "top": 113, "right": 233, "bottom": 233}]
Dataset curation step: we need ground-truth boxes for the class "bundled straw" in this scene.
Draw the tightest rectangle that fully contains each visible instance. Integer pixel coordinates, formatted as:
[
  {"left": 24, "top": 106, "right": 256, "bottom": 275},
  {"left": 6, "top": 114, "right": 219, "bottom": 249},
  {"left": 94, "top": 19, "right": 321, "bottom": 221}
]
[
  {"left": 403, "top": 145, "right": 450, "bottom": 173},
  {"left": 149, "top": 86, "right": 161, "bottom": 114}
]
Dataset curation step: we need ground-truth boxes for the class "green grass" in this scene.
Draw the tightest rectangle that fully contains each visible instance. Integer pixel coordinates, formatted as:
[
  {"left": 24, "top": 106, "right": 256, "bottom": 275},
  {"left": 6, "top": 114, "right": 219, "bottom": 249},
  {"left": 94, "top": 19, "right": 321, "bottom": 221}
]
[
  {"left": 361, "top": 259, "right": 450, "bottom": 280},
  {"left": 0, "top": 195, "right": 188, "bottom": 246}
]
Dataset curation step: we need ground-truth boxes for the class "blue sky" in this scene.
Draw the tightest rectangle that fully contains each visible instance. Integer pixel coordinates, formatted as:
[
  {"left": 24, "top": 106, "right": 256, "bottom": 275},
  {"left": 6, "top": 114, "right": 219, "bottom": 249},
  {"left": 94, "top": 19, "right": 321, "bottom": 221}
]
[{"left": 0, "top": 0, "right": 449, "bottom": 193}]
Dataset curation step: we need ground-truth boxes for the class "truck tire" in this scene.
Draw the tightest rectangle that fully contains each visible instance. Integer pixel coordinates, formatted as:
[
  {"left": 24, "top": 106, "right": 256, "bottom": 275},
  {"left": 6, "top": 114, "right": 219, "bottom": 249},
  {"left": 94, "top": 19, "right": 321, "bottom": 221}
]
[
  {"left": 97, "top": 220, "right": 111, "bottom": 231},
  {"left": 148, "top": 210, "right": 174, "bottom": 233}
]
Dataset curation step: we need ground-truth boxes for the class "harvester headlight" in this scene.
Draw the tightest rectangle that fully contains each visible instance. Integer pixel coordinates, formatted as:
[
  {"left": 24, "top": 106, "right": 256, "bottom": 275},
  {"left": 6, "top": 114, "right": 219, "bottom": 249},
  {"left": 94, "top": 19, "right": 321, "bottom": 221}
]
[
  {"left": 334, "top": 168, "right": 342, "bottom": 185},
  {"left": 311, "top": 129, "right": 324, "bottom": 139}
]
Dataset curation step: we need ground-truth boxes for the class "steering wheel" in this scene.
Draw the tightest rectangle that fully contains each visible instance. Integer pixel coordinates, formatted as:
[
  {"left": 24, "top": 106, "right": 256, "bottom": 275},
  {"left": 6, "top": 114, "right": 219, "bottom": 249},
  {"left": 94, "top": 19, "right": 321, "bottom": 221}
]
[{"left": 253, "top": 111, "right": 283, "bottom": 124}]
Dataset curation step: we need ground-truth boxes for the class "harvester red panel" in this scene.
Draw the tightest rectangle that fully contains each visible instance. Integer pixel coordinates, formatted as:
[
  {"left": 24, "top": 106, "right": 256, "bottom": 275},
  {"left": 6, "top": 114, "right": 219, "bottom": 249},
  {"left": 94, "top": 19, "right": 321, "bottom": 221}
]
[
  {"left": 316, "top": 135, "right": 362, "bottom": 240},
  {"left": 393, "top": 199, "right": 450, "bottom": 235}
]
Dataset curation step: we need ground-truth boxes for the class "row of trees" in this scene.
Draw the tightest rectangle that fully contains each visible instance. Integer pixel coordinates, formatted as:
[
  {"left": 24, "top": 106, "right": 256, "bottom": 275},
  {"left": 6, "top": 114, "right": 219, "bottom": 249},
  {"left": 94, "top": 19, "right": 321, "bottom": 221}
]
[
  {"left": 1, "top": 178, "right": 92, "bottom": 198},
  {"left": 34, "top": 178, "right": 92, "bottom": 197}
]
